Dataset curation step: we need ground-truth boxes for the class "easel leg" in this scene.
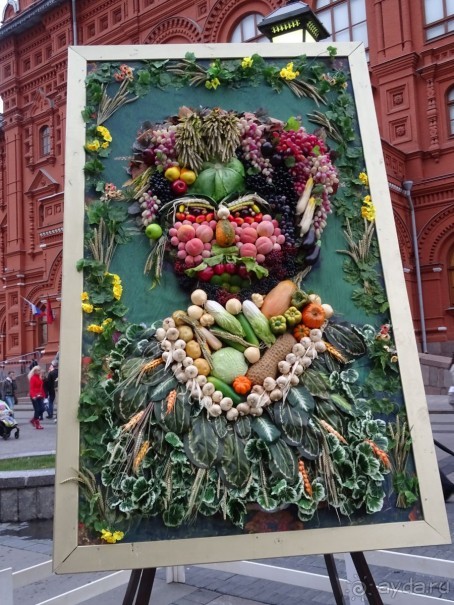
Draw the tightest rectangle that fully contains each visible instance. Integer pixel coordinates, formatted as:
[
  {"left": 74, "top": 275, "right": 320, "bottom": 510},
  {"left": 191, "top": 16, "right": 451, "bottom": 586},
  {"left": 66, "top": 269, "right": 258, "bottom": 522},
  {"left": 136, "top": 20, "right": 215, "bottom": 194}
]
[
  {"left": 350, "top": 552, "right": 383, "bottom": 605},
  {"left": 122, "top": 568, "right": 156, "bottom": 605},
  {"left": 323, "top": 554, "right": 346, "bottom": 605}
]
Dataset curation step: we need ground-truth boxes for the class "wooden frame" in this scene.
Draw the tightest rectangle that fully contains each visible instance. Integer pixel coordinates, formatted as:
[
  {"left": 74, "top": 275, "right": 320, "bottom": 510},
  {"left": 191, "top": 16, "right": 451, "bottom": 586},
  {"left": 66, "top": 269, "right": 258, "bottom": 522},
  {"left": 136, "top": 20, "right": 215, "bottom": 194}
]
[{"left": 54, "top": 42, "right": 450, "bottom": 574}]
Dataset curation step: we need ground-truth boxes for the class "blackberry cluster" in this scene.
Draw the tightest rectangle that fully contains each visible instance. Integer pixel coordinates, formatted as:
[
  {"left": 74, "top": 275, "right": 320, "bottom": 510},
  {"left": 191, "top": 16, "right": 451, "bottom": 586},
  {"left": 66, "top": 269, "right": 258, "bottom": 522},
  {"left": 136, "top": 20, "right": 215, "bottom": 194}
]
[
  {"left": 245, "top": 173, "right": 273, "bottom": 197},
  {"left": 149, "top": 172, "right": 175, "bottom": 204},
  {"left": 271, "top": 167, "right": 298, "bottom": 203},
  {"left": 269, "top": 194, "right": 297, "bottom": 246}
]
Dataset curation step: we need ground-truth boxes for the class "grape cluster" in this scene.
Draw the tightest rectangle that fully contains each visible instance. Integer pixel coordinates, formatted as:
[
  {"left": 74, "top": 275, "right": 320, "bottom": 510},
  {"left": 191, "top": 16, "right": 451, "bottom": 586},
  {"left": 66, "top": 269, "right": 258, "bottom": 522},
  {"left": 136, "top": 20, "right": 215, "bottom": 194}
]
[
  {"left": 149, "top": 172, "right": 175, "bottom": 204},
  {"left": 139, "top": 191, "right": 160, "bottom": 227},
  {"left": 238, "top": 116, "right": 273, "bottom": 180},
  {"left": 146, "top": 126, "right": 178, "bottom": 171}
]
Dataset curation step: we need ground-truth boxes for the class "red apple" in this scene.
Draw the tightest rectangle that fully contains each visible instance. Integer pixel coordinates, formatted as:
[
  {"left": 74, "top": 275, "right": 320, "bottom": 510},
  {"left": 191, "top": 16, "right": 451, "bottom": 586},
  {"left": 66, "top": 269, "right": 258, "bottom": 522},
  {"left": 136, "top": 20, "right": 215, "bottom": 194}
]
[{"left": 171, "top": 179, "right": 188, "bottom": 195}]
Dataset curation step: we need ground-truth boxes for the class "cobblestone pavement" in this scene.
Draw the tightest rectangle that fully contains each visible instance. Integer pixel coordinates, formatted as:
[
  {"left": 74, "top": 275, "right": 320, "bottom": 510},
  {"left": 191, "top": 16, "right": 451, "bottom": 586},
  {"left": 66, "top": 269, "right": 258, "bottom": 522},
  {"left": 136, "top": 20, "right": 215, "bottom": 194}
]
[{"left": 0, "top": 395, "right": 453, "bottom": 604}]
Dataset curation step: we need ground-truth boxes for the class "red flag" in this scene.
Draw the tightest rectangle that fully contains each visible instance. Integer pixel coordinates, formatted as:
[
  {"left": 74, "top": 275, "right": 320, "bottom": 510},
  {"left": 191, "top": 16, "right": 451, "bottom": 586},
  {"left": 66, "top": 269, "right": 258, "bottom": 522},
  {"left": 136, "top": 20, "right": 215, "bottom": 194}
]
[{"left": 46, "top": 298, "right": 54, "bottom": 324}]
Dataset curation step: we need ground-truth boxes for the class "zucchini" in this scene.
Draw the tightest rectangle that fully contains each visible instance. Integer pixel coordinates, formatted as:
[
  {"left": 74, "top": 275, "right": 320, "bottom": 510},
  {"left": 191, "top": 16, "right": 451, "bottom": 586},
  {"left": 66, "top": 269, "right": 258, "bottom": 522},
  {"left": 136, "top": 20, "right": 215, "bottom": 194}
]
[
  {"left": 207, "top": 376, "right": 243, "bottom": 405},
  {"left": 237, "top": 313, "right": 260, "bottom": 346}
]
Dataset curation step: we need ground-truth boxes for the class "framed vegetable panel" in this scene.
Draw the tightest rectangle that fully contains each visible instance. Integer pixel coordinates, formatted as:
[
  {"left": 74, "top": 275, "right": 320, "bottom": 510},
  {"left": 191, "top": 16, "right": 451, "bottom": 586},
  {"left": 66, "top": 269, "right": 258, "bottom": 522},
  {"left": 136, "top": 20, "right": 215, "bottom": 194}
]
[{"left": 54, "top": 43, "right": 450, "bottom": 573}]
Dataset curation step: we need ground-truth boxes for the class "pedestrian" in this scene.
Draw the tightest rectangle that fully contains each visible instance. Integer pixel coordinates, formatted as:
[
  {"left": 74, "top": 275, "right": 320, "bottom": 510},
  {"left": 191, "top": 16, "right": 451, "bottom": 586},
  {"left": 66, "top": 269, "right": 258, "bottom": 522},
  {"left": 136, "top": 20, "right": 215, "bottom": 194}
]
[
  {"left": 29, "top": 357, "right": 38, "bottom": 372},
  {"left": 28, "top": 365, "right": 45, "bottom": 429},
  {"left": 2, "top": 371, "right": 17, "bottom": 411},
  {"left": 43, "top": 362, "right": 58, "bottom": 419},
  {"left": 449, "top": 353, "right": 454, "bottom": 405}
]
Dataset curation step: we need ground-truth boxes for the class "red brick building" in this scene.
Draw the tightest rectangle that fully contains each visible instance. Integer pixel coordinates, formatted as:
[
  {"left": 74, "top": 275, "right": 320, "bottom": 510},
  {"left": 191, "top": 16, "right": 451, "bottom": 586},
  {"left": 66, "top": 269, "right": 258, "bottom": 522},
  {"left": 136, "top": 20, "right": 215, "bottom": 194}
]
[{"left": 0, "top": 0, "right": 453, "bottom": 364}]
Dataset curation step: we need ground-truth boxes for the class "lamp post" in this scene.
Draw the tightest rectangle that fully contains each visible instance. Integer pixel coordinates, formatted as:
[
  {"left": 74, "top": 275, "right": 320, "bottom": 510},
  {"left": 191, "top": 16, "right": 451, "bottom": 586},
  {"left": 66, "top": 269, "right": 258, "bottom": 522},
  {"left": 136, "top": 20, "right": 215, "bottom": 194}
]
[{"left": 257, "top": 1, "right": 330, "bottom": 43}]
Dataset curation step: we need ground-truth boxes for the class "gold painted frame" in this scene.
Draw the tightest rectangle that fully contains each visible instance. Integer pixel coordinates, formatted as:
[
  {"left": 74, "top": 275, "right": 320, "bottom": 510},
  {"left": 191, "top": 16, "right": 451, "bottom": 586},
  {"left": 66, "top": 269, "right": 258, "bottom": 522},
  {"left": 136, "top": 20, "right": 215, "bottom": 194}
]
[{"left": 54, "top": 43, "right": 450, "bottom": 573}]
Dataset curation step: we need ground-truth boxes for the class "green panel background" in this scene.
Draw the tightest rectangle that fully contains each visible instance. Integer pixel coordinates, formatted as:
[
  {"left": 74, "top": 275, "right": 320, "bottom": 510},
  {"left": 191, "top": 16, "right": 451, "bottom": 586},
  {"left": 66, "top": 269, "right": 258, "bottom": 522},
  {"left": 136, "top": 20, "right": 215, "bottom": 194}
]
[{"left": 81, "top": 56, "right": 413, "bottom": 541}]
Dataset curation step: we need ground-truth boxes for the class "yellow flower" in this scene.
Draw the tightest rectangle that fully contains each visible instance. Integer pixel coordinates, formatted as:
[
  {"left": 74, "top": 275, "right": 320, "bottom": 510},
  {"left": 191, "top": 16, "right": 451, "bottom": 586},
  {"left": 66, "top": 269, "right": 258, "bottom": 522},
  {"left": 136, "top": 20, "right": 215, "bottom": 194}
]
[
  {"left": 113, "top": 283, "right": 123, "bottom": 300},
  {"left": 363, "top": 194, "right": 372, "bottom": 206},
  {"left": 361, "top": 204, "right": 376, "bottom": 221},
  {"left": 205, "top": 78, "right": 220, "bottom": 90},
  {"left": 359, "top": 172, "right": 368, "bottom": 187},
  {"left": 101, "top": 141, "right": 110, "bottom": 149},
  {"left": 85, "top": 139, "right": 100, "bottom": 152},
  {"left": 100, "top": 529, "right": 124, "bottom": 544},
  {"left": 81, "top": 303, "right": 94, "bottom": 313},
  {"left": 102, "top": 317, "right": 113, "bottom": 327},
  {"left": 81, "top": 291, "right": 89, "bottom": 301},
  {"left": 111, "top": 273, "right": 121, "bottom": 285},
  {"left": 280, "top": 62, "right": 300, "bottom": 81},
  {"left": 87, "top": 324, "right": 103, "bottom": 334},
  {"left": 241, "top": 57, "right": 253, "bottom": 69}
]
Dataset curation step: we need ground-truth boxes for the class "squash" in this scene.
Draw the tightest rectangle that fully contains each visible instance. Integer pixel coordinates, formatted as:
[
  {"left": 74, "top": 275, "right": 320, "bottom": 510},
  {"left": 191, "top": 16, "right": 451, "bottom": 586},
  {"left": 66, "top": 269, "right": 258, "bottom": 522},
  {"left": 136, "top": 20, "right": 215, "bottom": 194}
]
[
  {"left": 216, "top": 219, "right": 236, "bottom": 247},
  {"left": 232, "top": 375, "right": 252, "bottom": 395},
  {"left": 260, "top": 280, "right": 298, "bottom": 319}
]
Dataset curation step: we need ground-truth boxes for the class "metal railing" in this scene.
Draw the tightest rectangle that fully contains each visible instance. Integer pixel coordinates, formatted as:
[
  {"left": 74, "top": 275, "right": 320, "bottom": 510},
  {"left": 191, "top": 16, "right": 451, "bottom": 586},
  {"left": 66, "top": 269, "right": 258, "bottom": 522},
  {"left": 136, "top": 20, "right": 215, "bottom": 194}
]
[{"left": 1, "top": 549, "right": 453, "bottom": 605}]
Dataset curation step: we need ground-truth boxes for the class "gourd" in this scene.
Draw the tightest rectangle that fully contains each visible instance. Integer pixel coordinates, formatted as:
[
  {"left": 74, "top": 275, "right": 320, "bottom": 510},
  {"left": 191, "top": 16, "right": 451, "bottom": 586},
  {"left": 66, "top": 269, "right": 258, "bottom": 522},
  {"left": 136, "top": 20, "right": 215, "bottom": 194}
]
[
  {"left": 260, "top": 280, "right": 298, "bottom": 319},
  {"left": 190, "top": 158, "right": 245, "bottom": 202},
  {"left": 216, "top": 219, "right": 236, "bottom": 247}
]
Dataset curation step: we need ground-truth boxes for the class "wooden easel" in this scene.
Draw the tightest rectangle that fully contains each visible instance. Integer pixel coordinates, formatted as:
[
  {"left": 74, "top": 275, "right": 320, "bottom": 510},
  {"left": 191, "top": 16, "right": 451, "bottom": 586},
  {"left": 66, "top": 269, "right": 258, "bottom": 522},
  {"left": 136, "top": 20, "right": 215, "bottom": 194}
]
[{"left": 122, "top": 552, "right": 383, "bottom": 605}]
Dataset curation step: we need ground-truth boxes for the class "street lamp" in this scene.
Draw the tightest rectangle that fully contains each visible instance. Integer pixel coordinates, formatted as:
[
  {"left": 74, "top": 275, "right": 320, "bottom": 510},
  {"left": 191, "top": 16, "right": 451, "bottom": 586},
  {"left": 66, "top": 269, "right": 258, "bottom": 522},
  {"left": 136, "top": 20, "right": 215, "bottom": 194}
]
[{"left": 257, "top": 1, "right": 330, "bottom": 43}]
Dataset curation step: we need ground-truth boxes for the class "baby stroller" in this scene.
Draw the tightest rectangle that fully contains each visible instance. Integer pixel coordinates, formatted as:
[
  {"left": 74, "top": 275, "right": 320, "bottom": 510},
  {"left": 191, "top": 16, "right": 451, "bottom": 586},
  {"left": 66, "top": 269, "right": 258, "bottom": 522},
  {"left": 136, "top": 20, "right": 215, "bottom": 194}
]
[{"left": 0, "top": 400, "right": 19, "bottom": 440}]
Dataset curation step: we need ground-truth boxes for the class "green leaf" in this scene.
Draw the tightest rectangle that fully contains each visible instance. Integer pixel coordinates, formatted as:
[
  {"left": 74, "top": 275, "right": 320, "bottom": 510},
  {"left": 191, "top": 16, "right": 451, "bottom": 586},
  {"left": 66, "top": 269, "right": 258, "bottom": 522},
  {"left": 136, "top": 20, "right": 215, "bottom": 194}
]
[
  {"left": 298, "top": 419, "right": 321, "bottom": 460},
  {"left": 226, "top": 498, "right": 247, "bottom": 527},
  {"left": 251, "top": 416, "right": 281, "bottom": 443},
  {"left": 165, "top": 432, "right": 184, "bottom": 449},
  {"left": 340, "top": 368, "right": 359, "bottom": 383},
  {"left": 244, "top": 438, "right": 270, "bottom": 463},
  {"left": 286, "top": 384, "right": 316, "bottom": 412},
  {"left": 162, "top": 503, "right": 185, "bottom": 527},
  {"left": 275, "top": 400, "right": 307, "bottom": 446},
  {"left": 235, "top": 416, "right": 251, "bottom": 440},
  {"left": 324, "top": 323, "right": 367, "bottom": 357},
  {"left": 268, "top": 439, "right": 298, "bottom": 482},
  {"left": 330, "top": 393, "right": 354, "bottom": 415},
  {"left": 184, "top": 414, "right": 221, "bottom": 469},
  {"left": 218, "top": 432, "right": 251, "bottom": 489},
  {"left": 301, "top": 369, "right": 331, "bottom": 399}
]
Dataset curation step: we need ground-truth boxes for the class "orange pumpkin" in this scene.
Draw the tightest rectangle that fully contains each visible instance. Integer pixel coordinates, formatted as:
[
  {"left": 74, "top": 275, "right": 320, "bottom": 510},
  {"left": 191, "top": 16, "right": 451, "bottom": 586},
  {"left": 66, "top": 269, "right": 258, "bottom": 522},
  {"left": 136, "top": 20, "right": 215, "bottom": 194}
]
[
  {"left": 293, "top": 323, "right": 311, "bottom": 341},
  {"left": 301, "top": 303, "right": 326, "bottom": 328},
  {"left": 232, "top": 375, "right": 252, "bottom": 395}
]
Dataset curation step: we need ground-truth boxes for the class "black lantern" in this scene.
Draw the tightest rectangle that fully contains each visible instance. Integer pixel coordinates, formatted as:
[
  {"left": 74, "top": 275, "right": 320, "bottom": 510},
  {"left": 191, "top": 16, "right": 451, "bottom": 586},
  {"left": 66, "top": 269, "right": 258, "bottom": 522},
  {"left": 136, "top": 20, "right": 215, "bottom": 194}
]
[{"left": 257, "top": 1, "right": 330, "bottom": 43}]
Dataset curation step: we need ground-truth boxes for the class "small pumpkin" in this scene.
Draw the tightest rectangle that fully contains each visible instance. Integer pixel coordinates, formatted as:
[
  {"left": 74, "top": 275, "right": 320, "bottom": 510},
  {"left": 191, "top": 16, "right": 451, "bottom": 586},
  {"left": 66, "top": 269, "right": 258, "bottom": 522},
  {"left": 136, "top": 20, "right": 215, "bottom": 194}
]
[
  {"left": 301, "top": 303, "right": 326, "bottom": 328},
  {"left": 232, "top": 375, "right": 252, "bottom": 395},
  {"left": 293, "top": 323, "right": 311, "bottom": 341}
]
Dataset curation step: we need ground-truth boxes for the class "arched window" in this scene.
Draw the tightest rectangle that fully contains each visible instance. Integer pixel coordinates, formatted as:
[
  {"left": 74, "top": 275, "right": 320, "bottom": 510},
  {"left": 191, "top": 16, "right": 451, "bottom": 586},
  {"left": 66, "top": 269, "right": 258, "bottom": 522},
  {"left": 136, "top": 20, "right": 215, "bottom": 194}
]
[
  {"left": 39, "top": 125, "right": 51, "bottom": 157},
  {"left": 448, "top": 88, "right": 454, "bottom": 136},
  {"left": 423, "top": 0, "right": 454, "bottom": 41},
  {"left": 449, "top": 246, "right": 454, "bottom": 306},
  {"left": 315, "top": 0, "right": 368, "bottom": 48},
  {"left": 229, "top": 13, "right": 269, "bottom": 43}
]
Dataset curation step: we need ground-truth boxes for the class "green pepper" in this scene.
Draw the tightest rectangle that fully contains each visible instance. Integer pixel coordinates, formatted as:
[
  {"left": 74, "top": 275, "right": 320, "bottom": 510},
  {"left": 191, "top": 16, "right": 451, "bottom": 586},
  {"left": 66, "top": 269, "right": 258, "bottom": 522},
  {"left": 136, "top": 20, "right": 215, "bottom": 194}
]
[
  {"left": 269, "top": 315, "right": 287, "bottom": 335},
  {"left": 291, "top": 290, "right": 309, "bottom": 309},
  {"left": 284, "top": 306, "right": 302, "bottom": 327}
]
